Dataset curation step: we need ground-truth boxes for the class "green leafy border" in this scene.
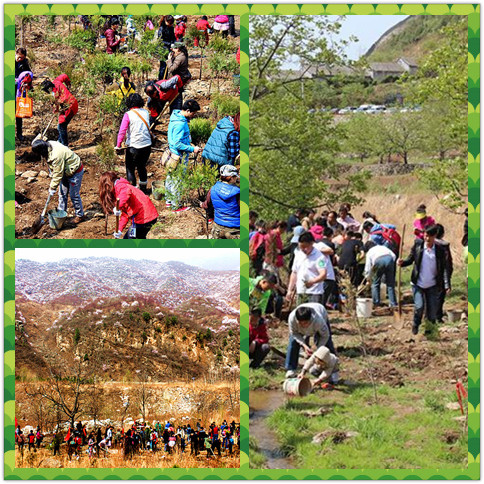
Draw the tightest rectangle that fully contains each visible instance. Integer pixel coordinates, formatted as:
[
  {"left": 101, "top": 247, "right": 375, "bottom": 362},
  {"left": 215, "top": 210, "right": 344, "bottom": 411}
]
[
  {"left": 3, "top": 3, "right": 479, "bottom": 480},
  {"left": 4, "top": 3, "right": 249, "bottom": 479}
]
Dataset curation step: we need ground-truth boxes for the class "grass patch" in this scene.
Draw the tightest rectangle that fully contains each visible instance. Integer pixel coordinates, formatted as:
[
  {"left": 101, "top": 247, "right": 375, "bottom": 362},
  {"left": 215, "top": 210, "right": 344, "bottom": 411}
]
[
  {"left": 249, "top": 436, "right": 267, "bottom": 469},
  {"left": 266, "top": 382, "right": 467, "bottom": 469}
]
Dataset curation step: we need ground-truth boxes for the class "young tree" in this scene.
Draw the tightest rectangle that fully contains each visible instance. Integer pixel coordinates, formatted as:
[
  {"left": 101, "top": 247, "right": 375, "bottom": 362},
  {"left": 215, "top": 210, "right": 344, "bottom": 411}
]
[
  {"left": 384, "top": 112, "right": 424, "bottom": 164},
  {"left": 250, "top": 16, "right": 367, "bottom": 219}
]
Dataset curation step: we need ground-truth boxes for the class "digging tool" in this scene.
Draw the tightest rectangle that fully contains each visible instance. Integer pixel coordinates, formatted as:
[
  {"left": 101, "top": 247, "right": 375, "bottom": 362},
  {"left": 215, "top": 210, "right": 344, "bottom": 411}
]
[
  {"left": 32, "top": 113, "right": 56, "bottom": 144},
  {"left": 30, "top": 193, "right": 52, "bottom": 235},
  {"left": 104, "top": 213, "right": 108, "bottom": 236},
  {"left": 149, "top": 95, "right": 179, "bottom": 131},
  {"left": 394, "top": 224, "right": 406, "bottom": 329},
  {"left": 115, "top": 198, "right": 120, "bottom": 233}
]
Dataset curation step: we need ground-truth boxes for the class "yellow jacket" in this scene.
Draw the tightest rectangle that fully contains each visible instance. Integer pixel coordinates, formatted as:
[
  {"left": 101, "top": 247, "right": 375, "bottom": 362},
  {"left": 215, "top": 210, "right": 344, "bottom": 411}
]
[{"left": 108, "top": 78, "right": 136, "bottom": 104}]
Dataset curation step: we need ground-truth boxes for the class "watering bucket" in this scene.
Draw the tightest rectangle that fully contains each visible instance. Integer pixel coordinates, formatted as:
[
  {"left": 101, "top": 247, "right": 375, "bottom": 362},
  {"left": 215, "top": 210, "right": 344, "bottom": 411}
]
[
  {"left": 447, "top": 309, "right": 464, "bottom": 323},
  {"left": 47, "top": 209, "right": 67, "bottom": 230},
  {"left": 283, "top": 377, "right": 312, "bottom": 397},
  {"left": 151, "top": 181, "right": 164, "bottom": 201},
  {"left": 356, "top": 298, "right": 373, "bottom": 318}
]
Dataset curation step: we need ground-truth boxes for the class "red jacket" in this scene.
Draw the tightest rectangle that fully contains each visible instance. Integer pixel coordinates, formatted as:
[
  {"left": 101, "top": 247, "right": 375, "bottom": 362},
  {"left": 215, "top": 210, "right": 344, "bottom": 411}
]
[
  {"left": 105, "top": 28, "right": 121, "bottom": 54},
  {"left": 249, "top": 232, "right": 265, "bottom": 261},
  {"left": 148, "top": 76, "right": 183, "bottom": 118},
  {"left": 236, "top": 47, "right": 240, "bottom": 65},
  {"left": 264, "top": 229, "right": 283, "bottom": 267},
  {"left": 114, "top": 178, "right": 158, "bottom": 231},
  {"left": 249, "top": 319, "right": 269, "bottom": 345},
  {"left": 196, "top": 19, "right": 210, "bottom": 31},
  {"left": 53, "top": 78, "right": 78, "bottom": 123}
]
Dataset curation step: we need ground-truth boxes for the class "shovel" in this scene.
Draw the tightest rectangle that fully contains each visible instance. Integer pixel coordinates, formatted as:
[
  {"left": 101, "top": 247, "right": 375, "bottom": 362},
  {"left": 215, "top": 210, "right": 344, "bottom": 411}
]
[
  {"left": 115, "top": 198, "right": 120, "bottom": 233},
  {"left": 31, "top": 193, "right": 52, "bottom": 235},
  {"left": 32, "top": 113, "right": 56, "bottom": 144},
  {"left": 149, "top": 95, "right": 179, "bottom": 131},
  {"left": 394, "top": 224, "right": 406, "bottom": 329}
]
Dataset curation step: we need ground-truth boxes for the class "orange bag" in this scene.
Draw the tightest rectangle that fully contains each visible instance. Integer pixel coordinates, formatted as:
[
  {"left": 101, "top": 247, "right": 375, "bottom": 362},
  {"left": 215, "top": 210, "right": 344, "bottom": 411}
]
[{"left": 16, "top": 93, "right": 33, "bottom": 118}]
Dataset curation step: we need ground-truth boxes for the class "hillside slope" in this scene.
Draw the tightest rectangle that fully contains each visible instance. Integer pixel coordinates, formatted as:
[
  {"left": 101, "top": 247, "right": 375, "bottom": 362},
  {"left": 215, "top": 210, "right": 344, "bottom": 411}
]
[{"left": 366, "top": 15, "right": 461, "bottom": 62}]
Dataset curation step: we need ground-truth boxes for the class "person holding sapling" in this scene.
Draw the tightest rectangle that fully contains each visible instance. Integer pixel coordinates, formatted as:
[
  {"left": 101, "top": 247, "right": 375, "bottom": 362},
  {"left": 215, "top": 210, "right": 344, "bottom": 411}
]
[
  {"left": 298, "top": 345, "right": 339, "bottom": 388},
  {"left": 165, "top": 99, "right": 202, "bottom": 212},
  {"left": 115, "top": 93, "right": 151, "bottom": 194},
  {"left": 31, "top": 139, "right": 85, "bottom": 224},
  {"left": 202, "top": 113, "right": 240, "bottom": 167},
  {"left": 105, "top": 18, "right": 125, "bottom": 54},
  {"left": 201, "top": 164, "right": 240, "bottom": 239},
  {"left": 285, "top": 303, "right": 337, "bottom": 381},
  {"left": 98, "top": 171, "right": 158, "bottom": 239},
  {"left": 107, "top": 66, "right": 136, "bottom": 106}
]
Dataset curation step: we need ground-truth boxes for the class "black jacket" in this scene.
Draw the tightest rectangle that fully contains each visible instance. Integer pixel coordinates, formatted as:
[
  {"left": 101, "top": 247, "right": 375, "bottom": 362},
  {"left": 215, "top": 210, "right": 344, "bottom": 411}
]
[{"left": 401, "top": 239, "right": 451, "bottom": 290}]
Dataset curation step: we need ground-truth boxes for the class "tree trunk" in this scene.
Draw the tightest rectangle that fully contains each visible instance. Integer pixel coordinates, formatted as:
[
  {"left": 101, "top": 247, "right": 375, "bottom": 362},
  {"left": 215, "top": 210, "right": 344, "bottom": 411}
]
[{"left": 403, "top": 151, "right": 408, "bottom": 165}]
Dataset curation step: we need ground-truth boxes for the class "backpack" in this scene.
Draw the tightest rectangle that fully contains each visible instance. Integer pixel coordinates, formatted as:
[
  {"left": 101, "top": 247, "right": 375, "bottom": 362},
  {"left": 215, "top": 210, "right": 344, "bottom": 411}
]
[{"left": 371, "top": 226, "right": 401, "bottom": 254}]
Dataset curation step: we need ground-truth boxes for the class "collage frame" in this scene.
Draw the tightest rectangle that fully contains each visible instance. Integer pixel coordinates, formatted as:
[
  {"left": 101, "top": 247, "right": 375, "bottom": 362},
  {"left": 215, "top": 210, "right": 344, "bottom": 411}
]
[{"left": 3, "top": 3, "right": 479, "bottom": 480}]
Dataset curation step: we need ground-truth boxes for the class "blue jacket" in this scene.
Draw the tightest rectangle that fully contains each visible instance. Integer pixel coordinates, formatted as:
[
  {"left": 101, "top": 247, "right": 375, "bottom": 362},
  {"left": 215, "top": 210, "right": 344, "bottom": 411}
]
[
  {"left": 202, "top": 116, "right": 235, "bottom": 166},
  {"left": 168, "top": 110, "right": 194, "bottom": 156},
  {"left": 211, "top": 181, "right": 240, "bottom": 228}
]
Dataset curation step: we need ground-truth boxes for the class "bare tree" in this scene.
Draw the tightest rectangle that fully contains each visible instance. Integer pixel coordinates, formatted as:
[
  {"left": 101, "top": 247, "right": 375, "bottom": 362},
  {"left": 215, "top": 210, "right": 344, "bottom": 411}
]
[{"left": 133, "top": 373, "right": 152, "bottom": 423}]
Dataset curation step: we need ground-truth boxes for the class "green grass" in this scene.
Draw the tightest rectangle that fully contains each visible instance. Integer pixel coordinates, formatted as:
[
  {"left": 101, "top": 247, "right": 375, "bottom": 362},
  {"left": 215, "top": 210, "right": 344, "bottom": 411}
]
[
  {"left": 266, "top": 382, "right": 467, "bottom": 469},
  {"left": 249, "top": 436, "right": 267, "bottom": 469}
]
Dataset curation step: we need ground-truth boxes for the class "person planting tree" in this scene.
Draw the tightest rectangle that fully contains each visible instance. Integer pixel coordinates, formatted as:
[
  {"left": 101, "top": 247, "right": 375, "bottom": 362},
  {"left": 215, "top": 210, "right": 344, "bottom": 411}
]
[
  {"left": 144, "top": 75, "right": 183, "bottom": 126},
  {"left": 201, "top": 164, "right": 240, "bottom": 239},
  {"left": 194, "top": 16, "right": 211, "bottom": 47},
  {"left": 107, "top": 66, "right": 136, "bottom": 107},
  {"left": 31, "top": 139, "right": 85, "bottom": 224},
  {"left": 41, "top": 75, "right": 78, "bottom": 146},
  {"left": 115, "top": 93, "right": 152, "bottom": 194},
  {"left": 202, "top": 113, "right": 240, "bottom": 168},
  {"left": 165, "top": 99, "right": 202, "bottom": 212},
  {"left": 99, "top": 171, "right": 158, "bottom": 239}
]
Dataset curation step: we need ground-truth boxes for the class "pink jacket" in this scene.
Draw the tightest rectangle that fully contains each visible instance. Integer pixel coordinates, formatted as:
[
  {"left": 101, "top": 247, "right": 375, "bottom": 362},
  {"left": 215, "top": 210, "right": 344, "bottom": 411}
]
[{"left": 413, "top": 216, "right": 436, "bottom": 239}]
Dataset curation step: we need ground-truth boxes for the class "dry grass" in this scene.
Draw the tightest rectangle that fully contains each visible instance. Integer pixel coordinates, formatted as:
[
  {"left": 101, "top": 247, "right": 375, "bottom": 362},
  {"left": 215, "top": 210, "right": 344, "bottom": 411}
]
[{"left": 15, "top": 447, "right": 240, "bottom": 468}]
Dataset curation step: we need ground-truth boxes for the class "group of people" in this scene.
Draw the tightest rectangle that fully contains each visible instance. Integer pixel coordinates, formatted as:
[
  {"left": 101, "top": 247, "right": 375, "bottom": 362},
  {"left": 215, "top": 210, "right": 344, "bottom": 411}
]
[
  {"left": 17, "top": 14, "right": 240, "bottom": 239},
  {"left": 16, "top": 419, "right": 240, "bottom": 460},
  {"left": 249, "top": 202, "right": 468, "bottom": 384}
]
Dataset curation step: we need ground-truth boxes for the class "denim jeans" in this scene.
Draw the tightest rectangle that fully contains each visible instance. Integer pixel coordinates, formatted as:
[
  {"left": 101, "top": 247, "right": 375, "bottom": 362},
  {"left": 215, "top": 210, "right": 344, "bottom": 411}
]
[
  {"left": 285, "top": 328, "right": 336, "bottom": 371},
  {"left": 57, "top": 120, "right": 71, "bottom": 146},
  {"left": 412, "top": 284, "right": 440, "bottom": 328},
  {"left": 59, "top": 169, "right": 84, "bottom": 217},
  {"left": 371, "top": 255, "right": 397, "bottom": 306}
]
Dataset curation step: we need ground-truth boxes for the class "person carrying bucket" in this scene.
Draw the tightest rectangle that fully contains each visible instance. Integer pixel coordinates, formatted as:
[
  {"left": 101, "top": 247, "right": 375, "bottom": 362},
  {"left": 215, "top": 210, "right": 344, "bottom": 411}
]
[
  {"left": 298, "top": 346, "right": 339, "bottom": 388},
  {"left": 31, "top": 140, "right": 85, "bottom": 225},
  {"left": 285, "top": 303, "right": 337, "bottom": 381}
]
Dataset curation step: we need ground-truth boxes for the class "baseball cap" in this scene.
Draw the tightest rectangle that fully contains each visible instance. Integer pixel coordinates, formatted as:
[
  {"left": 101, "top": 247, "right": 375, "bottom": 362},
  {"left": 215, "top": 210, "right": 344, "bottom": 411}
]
[
  {"left": 220, "top": 165, "right": 239, "bottom": 178},
  {"left": 291, "top": 225, "right": 305, "bottom": 244}
]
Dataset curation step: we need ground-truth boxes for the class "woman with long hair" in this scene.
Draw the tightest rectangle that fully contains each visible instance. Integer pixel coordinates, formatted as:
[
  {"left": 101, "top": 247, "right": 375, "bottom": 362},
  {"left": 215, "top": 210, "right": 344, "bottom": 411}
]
[
  {"left": 99, "top": 171, "right": 158, "bottom": 239},
  {"left": 201, "top": 112, "right": 240, "bottom": 167}
]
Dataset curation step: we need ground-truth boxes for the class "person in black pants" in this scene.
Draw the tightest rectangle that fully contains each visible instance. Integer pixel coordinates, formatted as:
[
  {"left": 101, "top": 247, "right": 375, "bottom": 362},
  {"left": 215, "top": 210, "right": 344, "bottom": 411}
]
[{"left": 228, "top": 15, "right": 236, "bottom": 37}]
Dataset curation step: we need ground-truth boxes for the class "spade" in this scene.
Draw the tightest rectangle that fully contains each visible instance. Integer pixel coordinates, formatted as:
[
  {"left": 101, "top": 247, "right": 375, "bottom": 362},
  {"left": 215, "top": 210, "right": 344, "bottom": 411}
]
[{"left": 30, "top": 193, "right": 52, "bottom": 235}]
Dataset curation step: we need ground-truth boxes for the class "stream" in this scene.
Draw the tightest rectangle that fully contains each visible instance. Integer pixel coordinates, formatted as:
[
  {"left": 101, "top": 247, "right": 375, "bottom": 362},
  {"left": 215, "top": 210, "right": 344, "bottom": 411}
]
[{"left": 249, "top": 389, "right": 292, "bottom": 469}]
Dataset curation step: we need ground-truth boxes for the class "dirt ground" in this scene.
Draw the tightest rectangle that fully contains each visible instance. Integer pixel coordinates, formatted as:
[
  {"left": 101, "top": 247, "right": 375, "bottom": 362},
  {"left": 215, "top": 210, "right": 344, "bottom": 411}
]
[{"left": 14, "top": 16, "right": 240, "bottom": 239}]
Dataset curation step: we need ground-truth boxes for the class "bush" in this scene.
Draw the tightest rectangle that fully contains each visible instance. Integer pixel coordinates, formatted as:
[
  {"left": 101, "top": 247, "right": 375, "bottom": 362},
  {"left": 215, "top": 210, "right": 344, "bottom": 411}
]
[
  {"left": 95, "top": 139, "right": 117, "bottom": 170},
  {"left": 208, "top": 35, "right": 238, "bottom": 54},
  {"left": 137, "top": 29, "right": 168, "bottom": 62},
  {"left": 209, "top": 52, "right": 239, "bottom": 79},
  {"left": 66, "top": 28, "right": 97, "bottom": 53},
  {"left": 211, "top": 93, "right": 240, "bottom": 117},
  {"left": 142, "top": 311, "right": 151, "bottom": 322},
  {"left": 84, "top": 53, "right": 130, "bottom": 83},
  {"left": 189, "top": 118, "right": 214, "bottom": 145}
]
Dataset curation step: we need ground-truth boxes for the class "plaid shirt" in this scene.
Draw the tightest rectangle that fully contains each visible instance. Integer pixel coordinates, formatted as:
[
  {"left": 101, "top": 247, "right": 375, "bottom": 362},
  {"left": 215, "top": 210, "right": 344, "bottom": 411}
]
[{"left": 227, "top": 130, "right": 240, "bottom": 163}]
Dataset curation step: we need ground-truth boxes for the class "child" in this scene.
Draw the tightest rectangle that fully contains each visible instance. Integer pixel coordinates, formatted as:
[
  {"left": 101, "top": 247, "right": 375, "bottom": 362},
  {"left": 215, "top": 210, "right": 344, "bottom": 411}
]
[{"left": 298, "top": 345, "right": 339, "bottom": 386}]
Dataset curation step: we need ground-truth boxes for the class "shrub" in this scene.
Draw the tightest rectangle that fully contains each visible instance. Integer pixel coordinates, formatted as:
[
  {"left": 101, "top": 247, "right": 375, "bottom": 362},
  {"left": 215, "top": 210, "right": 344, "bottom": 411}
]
[
  {"left": 184, "top": 25, "right": 201, "bottom": 47},
  {"left": 211, "top": 93, "right": 240, "bottom": 117},
  {"left": 66, "top": 28, "right": 97, "bottom": 53},
  {"left": 142, "top": 311, "right": 151, "bottom": 322},
  {"left": 208, "top": 35, "right": 238, "bottom": 54},
  {"left": 228, "top": 329, "right": 234, "bottom": 337},
  {"left": 95, "top": 139, "right": 117, "bottom": 170},
  {"left": 137, "top": 29, "right": 168, "bottom": 62},
  {"left": 209, "top": 52, "right": 239, "bottom": 80},
  {"left": 189, "top": 118, "right": 214, "bottom": 145},
  {"left": 84, "top": 53, "right": 129, "bottom": 83}
]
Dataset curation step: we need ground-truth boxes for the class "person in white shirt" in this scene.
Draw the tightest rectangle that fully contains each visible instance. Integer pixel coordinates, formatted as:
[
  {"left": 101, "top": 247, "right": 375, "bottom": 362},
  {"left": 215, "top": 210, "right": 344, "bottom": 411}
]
[
  {"left": 364, "top": 242, "right": 397, "bottom": 307},
  {"left": 286, "top": 232, "right": 333, "bottom": 306}
]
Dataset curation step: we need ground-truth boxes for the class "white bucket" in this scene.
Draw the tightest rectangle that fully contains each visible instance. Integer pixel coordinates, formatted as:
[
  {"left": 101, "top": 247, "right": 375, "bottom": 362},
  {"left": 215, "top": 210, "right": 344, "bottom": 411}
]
[
  {"left": 356, "top": 298, "right": 373, "bottom": 318},
  {"left": 283, "top": 377, "right": 312, "bottom": 397}
]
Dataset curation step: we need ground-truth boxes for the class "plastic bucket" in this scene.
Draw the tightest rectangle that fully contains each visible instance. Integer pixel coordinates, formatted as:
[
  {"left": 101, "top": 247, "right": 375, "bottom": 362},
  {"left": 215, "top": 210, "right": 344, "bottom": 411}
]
[
  {"left": 447, "top": 310, "right": 463, "bottom": 323},
  {"left": 47, "top": 209, "right": 67, "bottom": 230},
  {"left": 151, "top": 181, "right": 164, "bottom": 201},
  {"left": 356, "top": 298, "right": 373, "bottom": 318},
  {"left": 283, "top": 377, "right": 312, "bottom": 397}
]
